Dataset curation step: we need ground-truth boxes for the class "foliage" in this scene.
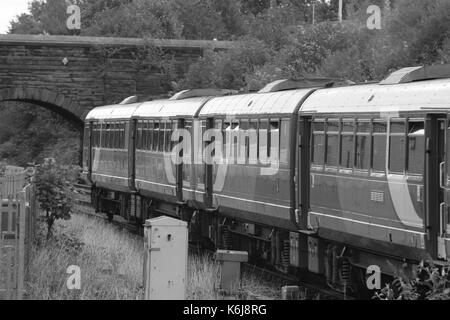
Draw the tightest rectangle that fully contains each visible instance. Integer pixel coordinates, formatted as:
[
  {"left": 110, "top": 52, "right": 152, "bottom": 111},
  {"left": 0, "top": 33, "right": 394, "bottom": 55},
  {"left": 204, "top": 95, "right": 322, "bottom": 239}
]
[
  {"left": 373, "top": 262, "right": 450, "bottom": 300},
  {"left": 0, "top": 102, "right": 81, "bottom": 167},
  {"left": 34, "top": 159, "right": 80, "bottom": 239},
  {"left": 0, "top": 161, "right": 6, "bottom": 177},
  {"left": 179, "top": 38, "right": 272, "bottom": 91}
]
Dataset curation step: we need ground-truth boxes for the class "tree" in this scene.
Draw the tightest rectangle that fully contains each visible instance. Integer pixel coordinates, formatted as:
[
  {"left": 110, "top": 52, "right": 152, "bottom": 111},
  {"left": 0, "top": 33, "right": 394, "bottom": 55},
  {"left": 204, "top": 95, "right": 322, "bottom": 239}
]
[{"left": 34, "top": 159, "right": 80, "bottom": 239}]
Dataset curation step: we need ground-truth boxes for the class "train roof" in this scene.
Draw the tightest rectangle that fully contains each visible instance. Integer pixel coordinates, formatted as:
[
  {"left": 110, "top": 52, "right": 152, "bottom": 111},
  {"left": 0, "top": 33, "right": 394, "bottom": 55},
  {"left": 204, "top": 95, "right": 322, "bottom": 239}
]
[
  {"left": 85, "top": 97, "right": 211, "bottom": 121},
  {"left": 301, "top": 78, "right": 450, "bottom": 115},
  {"left": 133, "top": 96, "right": 210, "bottom": 118},
  {"left": 85, "top": 103, "right": 141, "bottom": 121},
  {"left": 199, "top": 89, "right": 314, "bottom": 117}
]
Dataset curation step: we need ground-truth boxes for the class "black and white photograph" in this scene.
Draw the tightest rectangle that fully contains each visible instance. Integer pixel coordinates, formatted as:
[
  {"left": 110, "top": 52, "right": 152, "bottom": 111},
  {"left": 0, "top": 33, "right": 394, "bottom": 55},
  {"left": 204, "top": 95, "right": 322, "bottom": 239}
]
[{"left": 0, "top": 0, "right": 449, "bottom": 306}]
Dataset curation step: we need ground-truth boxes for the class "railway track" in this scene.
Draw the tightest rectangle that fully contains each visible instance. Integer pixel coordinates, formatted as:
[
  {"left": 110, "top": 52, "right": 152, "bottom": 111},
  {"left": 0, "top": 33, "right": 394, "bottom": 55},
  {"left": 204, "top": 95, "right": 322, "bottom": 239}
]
[{"left": 72, "top": 183, "right": 352, "bottom": 300}]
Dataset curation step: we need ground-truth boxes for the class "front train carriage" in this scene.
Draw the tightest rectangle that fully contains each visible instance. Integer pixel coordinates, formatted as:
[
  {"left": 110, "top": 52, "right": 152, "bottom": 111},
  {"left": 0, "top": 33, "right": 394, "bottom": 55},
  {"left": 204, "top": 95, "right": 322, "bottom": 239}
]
[
  {"left": 196, "top": 83, "right": 317, "bottom": 267},
  {"left": 85, "top": 102, "right": 139, "bottom": 220},
  {"left": 296, "top": 65, "right": 450, "bottom": 294}
]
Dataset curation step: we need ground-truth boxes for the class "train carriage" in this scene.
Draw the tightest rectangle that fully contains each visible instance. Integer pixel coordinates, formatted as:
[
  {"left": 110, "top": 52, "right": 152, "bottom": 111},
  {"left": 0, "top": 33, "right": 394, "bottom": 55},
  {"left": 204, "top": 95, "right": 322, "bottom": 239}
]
[
  {"left": 298, "top": 71, "right": 450, "bottom": 272},
  {"left": 199, "top": 89, "right": 312, "bottom": 230}
]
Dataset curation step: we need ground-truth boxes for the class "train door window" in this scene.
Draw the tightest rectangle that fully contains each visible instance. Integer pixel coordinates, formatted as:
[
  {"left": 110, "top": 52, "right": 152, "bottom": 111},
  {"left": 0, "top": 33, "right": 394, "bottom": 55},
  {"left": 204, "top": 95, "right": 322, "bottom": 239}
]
[
  {"left": 153, "top": 122, "right": 160, "bottom": 152},
  {"left": 372, "top": 121, "right": 387, "bottom": 172},
  {"left": 113, "top": 123, "right": 118, "bottom": 149},
  {"left": 214, "top": 120, "right": 223, "bottom": 160},
  {"left": 159, "top": 122, "right": 165, "bottom": 152},
  {"left": 223, "top": 121, "right": 231, "bottom": 159},
  {"left": 326, "top": 120, "right": 339, "bottom": 167},
  {"left": 165, "top": 121, "right": 173, "bottom": 152},
  {"left": 407, "top": 121, "right": 425, "bottom": 175},
  {"left": 92, "top": 123, "right": 97, "bottom": 147},
  {"left": 389, "top": 120, "right": 406, "bottom": 174},
  {"left": 137, "top": 121, "right": 142, "bottom": 150},
  {"left": 119, "top": 122, "right": 124, "bottom": 149},
  {"left": 147, "top": 121, "right": 154, "bottom": 151},
  {"left": 184, "top": 119, "right": 192, "bottom": 157},
  {"left": 99, "top": 123, "right": 103, "bottom": 148},
  {"left": 102, "top": 123, "right": 106, "bottom": 148},
  {"left": 356, "top": 121, "right": 371, "bottom": 170},
  {"left": 279, "top": 119, "right": 289, "bottom": 165},
  {"left": 312, "top": 120, "right": 325, "bottom": 166},
  {"left": 340, "top": 120, "right": 354, "bottom": 169}
]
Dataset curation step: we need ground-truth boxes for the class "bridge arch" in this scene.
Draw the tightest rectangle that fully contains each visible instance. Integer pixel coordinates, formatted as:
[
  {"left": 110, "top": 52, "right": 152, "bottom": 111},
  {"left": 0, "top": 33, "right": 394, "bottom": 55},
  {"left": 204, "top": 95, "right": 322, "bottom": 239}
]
[{"left": 0, "top": 87, "right": 86, "bottom": 128}]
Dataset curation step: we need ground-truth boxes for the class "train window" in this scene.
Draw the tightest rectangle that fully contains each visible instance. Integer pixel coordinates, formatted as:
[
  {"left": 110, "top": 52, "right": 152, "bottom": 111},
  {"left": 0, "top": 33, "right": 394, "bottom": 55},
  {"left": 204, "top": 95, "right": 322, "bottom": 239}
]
[
  {"left": 149, "top": 121, "right": 155, "bottom": 151},
  {"left": 268, "top": 121, "right": 279, "bottom": 158},
  {"left": 340, "top": 121, "right": 354, "bottom": 169},
  {"left": 356, "top": 121, "right": 370, "bottom": 170},
  {"left": 249, "top": 120, "right": 258, "bottom": 164},
  {"left": 341, "top": 136, "right": 354, "bottom": 168},
  {"left": 389, "top": 121, "right": 406, "bottom": 174},
  {"left": 373, "top": 122, "right": 387, "bottom": 133},
  {"left": 111, "top": 123, "right": 115, "bottom": 149},
  {"left": 240, "top": 120, "right": 249, "bottom": 162},
  {"left": 357, "top": 122, "right": 370, "bottom": 133},
  {"left": 153, "top": 122, "right": 160, "bottom": 152},
  {"left": 408, "top": 121, "right": 425, "bottom": 175},
  {"left": 312, "top": 120, "right": 325, "bottom": 166},
  {"left": 259, "top": 119, "right": 269, "bottom": 161},
  {"left": 106, "top": 123, "right": 111, "bottom": 149},
  {"left": 373, "top": 121, "right": 387, "bottom": 172},
  {"left": 280, "top": 120, "right": 289, "bottom": 164},
  {"left": 145, "top": 121, "right": 150, "bottom": 151},
  {"left": 326, "top": 121, "right": 339, "bottom": 167}
]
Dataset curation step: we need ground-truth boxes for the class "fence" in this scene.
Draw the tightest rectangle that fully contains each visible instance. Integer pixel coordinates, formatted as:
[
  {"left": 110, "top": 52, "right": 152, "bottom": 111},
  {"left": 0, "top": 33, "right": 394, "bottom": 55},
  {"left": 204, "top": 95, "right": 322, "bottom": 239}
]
[{"left": 0, "top": 173, "right": 37, "bottom": 300}]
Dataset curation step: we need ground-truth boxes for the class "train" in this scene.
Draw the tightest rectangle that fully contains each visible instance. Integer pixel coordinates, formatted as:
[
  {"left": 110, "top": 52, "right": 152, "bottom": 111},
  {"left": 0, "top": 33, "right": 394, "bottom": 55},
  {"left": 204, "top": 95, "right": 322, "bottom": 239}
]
[{"left": 82, "top": 64, "right": 450, "bottom": 296}]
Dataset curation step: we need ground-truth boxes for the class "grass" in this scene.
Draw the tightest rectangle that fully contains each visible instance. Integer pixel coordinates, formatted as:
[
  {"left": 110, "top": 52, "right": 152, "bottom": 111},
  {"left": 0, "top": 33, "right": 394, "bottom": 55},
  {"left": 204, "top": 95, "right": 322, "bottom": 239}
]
[{"left": 25, "top": 213, "right": 282, "bottom": 300}]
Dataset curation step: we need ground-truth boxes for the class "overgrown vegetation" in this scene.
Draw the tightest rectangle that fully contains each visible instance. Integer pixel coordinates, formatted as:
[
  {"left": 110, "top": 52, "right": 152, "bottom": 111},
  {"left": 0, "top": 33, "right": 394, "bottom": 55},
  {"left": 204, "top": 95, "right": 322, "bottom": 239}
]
[
  {"left": 26, "top": 213, "right": 281, "bottom": 300},
  {"left": 374, "top": 262, "right": 450, "bottom": 300}
]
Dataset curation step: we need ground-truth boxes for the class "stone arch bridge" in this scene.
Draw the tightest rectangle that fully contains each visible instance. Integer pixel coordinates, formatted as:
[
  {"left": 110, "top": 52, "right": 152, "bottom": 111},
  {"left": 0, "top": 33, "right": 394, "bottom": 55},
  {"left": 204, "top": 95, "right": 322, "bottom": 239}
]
[{"left": 0, "top": 34, "right": 232, "bottom": 128}]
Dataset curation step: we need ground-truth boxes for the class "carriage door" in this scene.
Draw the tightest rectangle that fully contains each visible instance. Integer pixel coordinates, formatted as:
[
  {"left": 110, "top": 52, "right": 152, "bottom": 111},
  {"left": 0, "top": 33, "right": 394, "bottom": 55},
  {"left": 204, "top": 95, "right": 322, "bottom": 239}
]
[
  {"left": 425, "top": 115, "right": 447, "bottom": 260},
  {"left": 296, "top": 116, "right": 311, "bottom": 230},
  {"left": 441, "top": 116, "right": 450, "bottom": 261}
]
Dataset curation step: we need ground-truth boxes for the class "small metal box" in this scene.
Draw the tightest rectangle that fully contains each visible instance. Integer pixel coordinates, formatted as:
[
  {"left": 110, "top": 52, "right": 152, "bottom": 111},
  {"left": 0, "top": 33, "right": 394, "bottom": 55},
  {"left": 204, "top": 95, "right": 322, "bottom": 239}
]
[
  {"left": 215, "top": 250, "right": 248, "bottom": 295},
  {"left": 144, "top": 216, "right": 188, "bottom": 300}
]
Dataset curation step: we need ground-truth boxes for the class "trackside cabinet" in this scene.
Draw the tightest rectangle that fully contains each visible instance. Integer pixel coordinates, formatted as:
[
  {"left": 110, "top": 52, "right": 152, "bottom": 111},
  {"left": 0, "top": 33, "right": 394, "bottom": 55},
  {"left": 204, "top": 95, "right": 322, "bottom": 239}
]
[{"left": 144, "top": 217, "right": 188, "bottom": 300}]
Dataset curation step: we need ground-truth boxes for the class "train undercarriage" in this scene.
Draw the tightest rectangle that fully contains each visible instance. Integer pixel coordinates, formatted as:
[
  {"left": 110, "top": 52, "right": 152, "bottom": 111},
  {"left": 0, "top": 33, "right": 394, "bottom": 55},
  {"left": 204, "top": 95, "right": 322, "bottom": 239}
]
[{"left": 90, "top": 185, "right": 426, "bottom": 298}]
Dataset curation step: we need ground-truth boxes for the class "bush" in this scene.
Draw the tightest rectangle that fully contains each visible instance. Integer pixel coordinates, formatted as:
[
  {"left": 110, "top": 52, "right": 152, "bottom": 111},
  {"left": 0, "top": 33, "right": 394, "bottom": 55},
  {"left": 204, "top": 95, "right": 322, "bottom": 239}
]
[
  {"left": 374, "top": 262, "right": 450, "bottom": 300},
  {"left": 35, "top": 159, "right": 80, "bottom": 239}
]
